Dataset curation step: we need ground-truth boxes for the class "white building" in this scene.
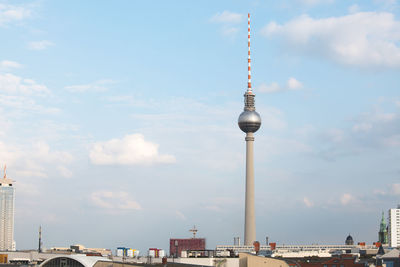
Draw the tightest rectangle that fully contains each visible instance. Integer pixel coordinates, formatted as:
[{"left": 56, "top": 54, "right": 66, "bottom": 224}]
[
  {"left": 388, "top": 206, "right": 400, "bottom": 248},
  {"left": 0, "top": 167, "right": 15, "bottom": 251}
]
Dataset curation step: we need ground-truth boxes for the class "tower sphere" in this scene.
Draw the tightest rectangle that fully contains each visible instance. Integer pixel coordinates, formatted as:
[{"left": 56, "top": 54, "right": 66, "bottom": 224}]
[{"left": 238, "top": 110, "right": 261, "bottom": 133}]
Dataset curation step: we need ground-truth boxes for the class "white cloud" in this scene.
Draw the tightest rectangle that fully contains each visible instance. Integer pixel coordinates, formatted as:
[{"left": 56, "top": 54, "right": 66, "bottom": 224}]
[
  {"left": 391, "top": 184, "right": 400, "bottom": 195},
  {"left": 16, "top": 181, "right": 40, "bottom": 196},
  {"left": 323, "top": 128, "right": 345, "bottom": 143},
  {"left": 258, "top": 82, "right": 281, "bottom": 93},
  {"left": 0, "top": 141, "right": 20, "bottom": 166},
  {"left": 90, "top": 134, "right": 176, "bottom": 165},
  {"left": 0, "top": 60, "right": 22, "bottom": 70},
  {"left": 373, "top": 183, "right": 400, "bottom": 196},
  {"left": 257, "top": 106, "right": 288, "bottom": 130},
  {"left": 175, "top": 210, "right": 186, "bottom": 220},
  {"left": 262, "top": 12, "right": 400, "bottom": 67},
  {"left": 374, "top": 0, "right": 398, "bottom": 7},
  {"left": 348, "top": 4, "right": 360, "bottom": 14},
  {"left": 0, "top": 73, "right": 49, "bottom": 96},
  {"left": 0, "top": 140, "right": 73, "bottom": 179},
  {"left": 294, "top": 124, "right": 316, "bottom": 138},
  {"left": 35, "top": 142, "right": 73, "bottom": 164},
  {"left": 382, "top": 134, "right": 400, "bottom": 147},
  {"left": 210, "top": 11, "right": 244, "bottom": 37},
  {"left": 297, "top": 0, "right": 334, "bottom": 6},
  {"left": 210, "top": 11, "right": 243, "bottom": 24},
  {"left": 90, "top": 191, "right": 141, "bottom": 212},
  {"left": 303, "top": 197, "right": 314, "bottom": 207},
  {"left": 372, "top": 112, "right": 396, "bottom": 122},
  {"left": 28, "top": 40, "right": 54, "bottom": 50},
  {"left": 352, "top": 122, "right": 372, "bottom": 132},
  {"left": 65, "top": 79, "right": 115, "bottom": 93},
  {"left": 0, "top": 3, "right": 32, "bottom": 27},
  {"left": 340, "top": 193, "right": 357, "bottom": 205},
  {"left": 258, "top": 78, "right": 303, "bottom": 93},
  {"left": 222, "top": 26, "right": 239, "bottom": 36},
  {"left": 57, "top": 166, "right": 73, "bottom": 178},
  {"left": 0, "top": 95, "right": 59, "bottom": 114},
  {"left": 287, "top": 77, "right": 303, "bottom": 90}
]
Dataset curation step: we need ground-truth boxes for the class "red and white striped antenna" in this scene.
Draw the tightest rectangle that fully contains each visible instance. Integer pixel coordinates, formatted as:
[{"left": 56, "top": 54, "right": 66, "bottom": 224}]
[{"left": 247, "top": 13, "right": 252, "bottom": 93}]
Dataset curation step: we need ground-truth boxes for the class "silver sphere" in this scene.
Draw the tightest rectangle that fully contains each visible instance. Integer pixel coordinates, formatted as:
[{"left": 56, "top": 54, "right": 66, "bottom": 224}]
[{"left": 238, "top": 110, "right": 261, "bottom": 133}]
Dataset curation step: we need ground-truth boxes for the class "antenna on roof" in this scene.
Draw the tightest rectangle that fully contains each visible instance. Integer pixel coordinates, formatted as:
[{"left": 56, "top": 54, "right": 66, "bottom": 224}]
[
  {"left": 247, "top": 13, "right": 252, "bottom": 93},
  {"left": 189, "top": 225, "right": 198, "bottom": 239},
  {"left": 3, "top": 164, "right": 6, "bottom": 179}
]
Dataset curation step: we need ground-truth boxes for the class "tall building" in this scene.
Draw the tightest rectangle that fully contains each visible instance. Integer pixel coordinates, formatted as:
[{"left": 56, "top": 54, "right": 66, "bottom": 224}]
[
  {"left": 388, "top": 206, "right": 400, "bottom": 248},
  {"left": 379, "top": 211, "right": 388, "bottom": 244},
  {"left": 0, "top": 166, "right": 15, "bottom": 251},
  {"left": 238, "top": 13, "right": 261, "bottom": 246}
]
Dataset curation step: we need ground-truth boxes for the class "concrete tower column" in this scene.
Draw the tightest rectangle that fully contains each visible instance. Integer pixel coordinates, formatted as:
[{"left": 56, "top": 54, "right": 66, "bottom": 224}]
[{"left": 245, "top": 132, "right": 256, "bottom": 245}]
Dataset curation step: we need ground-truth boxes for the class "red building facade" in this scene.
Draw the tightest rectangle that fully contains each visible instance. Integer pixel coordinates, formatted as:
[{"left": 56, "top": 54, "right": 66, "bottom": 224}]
[{"left": 169, "top": 238, "right": 206, "bottom": 257}]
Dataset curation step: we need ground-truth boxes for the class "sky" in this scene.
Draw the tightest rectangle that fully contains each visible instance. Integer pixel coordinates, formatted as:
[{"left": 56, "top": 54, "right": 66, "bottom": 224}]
[{"left": 0, "top": 0, "right": 400, "bottom": 254}]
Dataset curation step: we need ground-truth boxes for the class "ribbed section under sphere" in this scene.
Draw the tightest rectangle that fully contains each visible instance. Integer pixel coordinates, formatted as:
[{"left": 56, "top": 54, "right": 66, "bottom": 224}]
[{"left": 238, "top": 110, "right": 261, "bottom": 133}]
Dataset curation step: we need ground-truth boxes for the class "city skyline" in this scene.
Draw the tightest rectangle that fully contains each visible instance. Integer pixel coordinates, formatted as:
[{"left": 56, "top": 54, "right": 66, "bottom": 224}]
[{"left": 0, "top": 0, "right": 400, "bottom": 253}]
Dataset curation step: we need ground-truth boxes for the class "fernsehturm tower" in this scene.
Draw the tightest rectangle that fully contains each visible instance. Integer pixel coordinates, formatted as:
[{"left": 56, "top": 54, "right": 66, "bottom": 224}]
[{"left": 238, "top": 13, "right": 261, "bottom": 246}]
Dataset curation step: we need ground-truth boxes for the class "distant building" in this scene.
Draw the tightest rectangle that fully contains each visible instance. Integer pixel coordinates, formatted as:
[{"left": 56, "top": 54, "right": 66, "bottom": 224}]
[
  {"left": 379, "top": 211, "right": 388, "bottom": 244},
  {"left": 298, "top": 254, "right": 364, "bottom": 267},
  {"left": 48, "top": 244, "right": 111, "bottom": 256},
  {"left": 169, "top": 238, "right": 205, "bottom": 257},
  {"left": 345, "top": 234, "right": 354, "bottom": 245},
  {"left": 0, "top": 166, "right": 15, "bottom": 251},
  {"left": 377, "top": 248, "right": 400, "bottom": 267},
  {"left": 388, "top": 206, "right": 400, "bottom": 248}
]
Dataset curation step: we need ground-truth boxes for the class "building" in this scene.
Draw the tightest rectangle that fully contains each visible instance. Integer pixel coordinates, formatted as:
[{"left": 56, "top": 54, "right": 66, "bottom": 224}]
[
  {"left": 379, "top": 211, "right": 388, "bottom": 244},
  {"left": 216, "top": 243, "right": 378, "bottom": 255},
  {"left": 237, "top": 13, "right": 261, "bottom": 246},
  {"left": 388, "top": 206, "right": 400, "bottom": 248},
  {"left": 48, "top": 245, "right": 111, "bottom": 256},
  {"left": 0, "top": 166, "right": 15, "bottom": 251},
  {"left": 169, "top": 238, "right": 205, "bottom": 257},
  {"left": 377, "top": 248, "right": 400, "bottom": 267},
  {"left": 345, "top": 234, "right": 354, "bottom": 245},
  {"left": 297, "top": 254, "right": 364, "bottom": 267}
]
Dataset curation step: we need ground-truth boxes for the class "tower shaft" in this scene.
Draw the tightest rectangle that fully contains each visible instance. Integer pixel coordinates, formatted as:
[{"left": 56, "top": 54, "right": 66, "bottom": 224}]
[
  {"left": 244, "top": 132, "right": 256, "bottom": 245},
  {"left": 238, "top": 13, "right": 261, "bottom": 247}
]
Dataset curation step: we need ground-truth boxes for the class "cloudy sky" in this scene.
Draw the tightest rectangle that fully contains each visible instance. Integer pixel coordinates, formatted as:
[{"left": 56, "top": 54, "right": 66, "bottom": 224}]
[{"left": 1, "top": 0, "right": 400, "bottom": 253}]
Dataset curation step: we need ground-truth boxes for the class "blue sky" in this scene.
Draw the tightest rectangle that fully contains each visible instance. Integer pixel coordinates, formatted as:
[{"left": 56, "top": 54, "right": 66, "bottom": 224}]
[{"left": 1, "top": 0, "right": 400, "bottom": 254}]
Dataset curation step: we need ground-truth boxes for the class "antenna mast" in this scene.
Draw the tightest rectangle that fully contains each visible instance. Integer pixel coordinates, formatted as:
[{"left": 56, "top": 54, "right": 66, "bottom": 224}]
[
  {"left": 38, "top": 226, "right": 42, "bottom": 253},
  {"left": 189, "top": 225, "right": 198, "bottom": 239},
  {"left": 247, "top": 13, "right": 252, "bottom": 93}
]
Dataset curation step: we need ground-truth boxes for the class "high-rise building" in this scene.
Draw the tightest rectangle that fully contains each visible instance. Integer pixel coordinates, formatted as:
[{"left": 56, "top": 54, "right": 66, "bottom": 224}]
[
  {"left": 238, "top": 13, "right": 261, "bottom": 246},
  {"left": 0, "top": 166, "right": 15, "bottom": 251},
  {"left": 379, "top": 211, "right": 388, "bottom": 244},
  {"left": 388, "top": 206, "right": 400, "bottom": 248}
]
